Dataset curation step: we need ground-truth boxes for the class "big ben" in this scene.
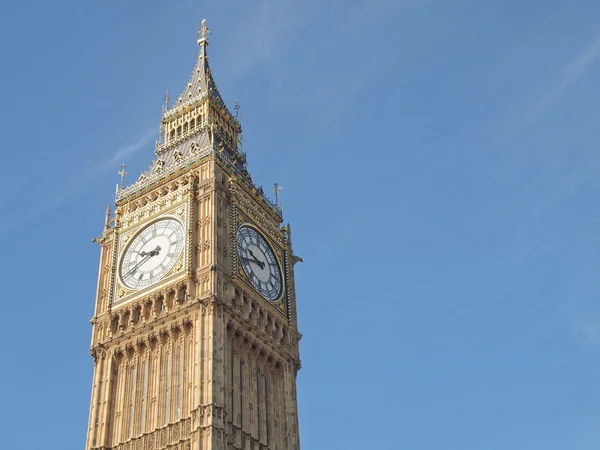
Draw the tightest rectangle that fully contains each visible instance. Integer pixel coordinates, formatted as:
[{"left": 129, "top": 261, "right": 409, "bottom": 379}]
[{"left": 85, "top": 20, "right": 302, "bottom": 450}]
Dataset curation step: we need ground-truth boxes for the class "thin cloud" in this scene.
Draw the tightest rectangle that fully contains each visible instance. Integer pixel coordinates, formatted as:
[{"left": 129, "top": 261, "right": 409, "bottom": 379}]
[
  {"left": 486, "top": 33, "right": 600, "bottom": 222},
  {"left": 87, "top": 128, "right": 156, "bottom": 179},
  {"left": 0, "top": 129, "right": 155, "bottom": 234},
  {"left": 526, "top": 33, "right": 600, "bottom": 122}
]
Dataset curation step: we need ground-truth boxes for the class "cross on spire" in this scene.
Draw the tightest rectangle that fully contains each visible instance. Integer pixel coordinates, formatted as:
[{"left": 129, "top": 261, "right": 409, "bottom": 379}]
[
  {"left": 118, "top": 164, "right": 128, "bottom": 189},
  {"left": 196, "top": 19, "right": 211, "bottom": 46}
]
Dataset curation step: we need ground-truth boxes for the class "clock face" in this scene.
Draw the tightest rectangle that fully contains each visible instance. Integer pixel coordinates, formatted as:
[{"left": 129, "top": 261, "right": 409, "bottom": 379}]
[
  {"left": 237, "top": 225, "right": 283, "bottom": 302},
  {"left": 119, "top": 218, "right": 185, "bottom": 290}
]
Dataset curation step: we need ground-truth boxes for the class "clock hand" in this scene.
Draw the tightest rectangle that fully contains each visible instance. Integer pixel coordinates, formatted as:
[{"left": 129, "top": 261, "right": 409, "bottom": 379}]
[
  {"left": 127, "top": 254, "right": 152, "bottom": 276},
  {"left": 127, "top": 245, "right": 163, "bottom": 277},
  {"left": 139, "top": 245, "right": 161, "bottom": 258},
  {"left": 241, "top": 256, "right": 265, "bottom": 270},
  {"left": 246, "top": 249, "right": 267, "bottom": 268}
]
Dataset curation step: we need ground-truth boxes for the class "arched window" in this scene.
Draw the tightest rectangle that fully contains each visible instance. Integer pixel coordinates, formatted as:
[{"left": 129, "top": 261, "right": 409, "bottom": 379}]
[
  {"left": 177, "top": 347, "right": 183, "bottom": 420},
  {"left": 140, "top": 362, "right": 148, "bottom": 435},
  {"left": 165, "top": 352, "right": 171, "bottom": 425},
  {"left": 128, "top": 366, "right": 137, "bottom": 439}
]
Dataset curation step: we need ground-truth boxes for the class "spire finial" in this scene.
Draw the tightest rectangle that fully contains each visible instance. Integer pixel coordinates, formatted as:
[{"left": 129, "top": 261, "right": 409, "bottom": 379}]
[
  {"left": 162, "top": 90, "right": 170, "bottom": 113},
  {"left": 196, "top": 19, "right": 211, "bottom": 46},
  {"left": 273, "top": 182, "right": 283, "bottom": 207},
  {"left": 104, "top": 204, "right": 111, "bottom": 231},
  {"left": 118, "top": 164, "right": 128, "bottom": 189},
  {"left": 234, "top": 99, "right": 240, "bottom": 118}
]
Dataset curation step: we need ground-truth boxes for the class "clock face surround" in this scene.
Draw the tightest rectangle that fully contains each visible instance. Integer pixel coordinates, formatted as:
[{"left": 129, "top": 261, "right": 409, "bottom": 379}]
[
  {"left": 119, "top": 217, "right": 185, "bottom": 290},
  {"left": 237, "top": 225, "right": 283, "bottom": 302}
]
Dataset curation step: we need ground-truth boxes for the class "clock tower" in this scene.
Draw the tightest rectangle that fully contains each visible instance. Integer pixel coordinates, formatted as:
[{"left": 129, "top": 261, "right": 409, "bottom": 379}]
[{"left": 86, "top": 21, "right": 302, "bottom": 450}]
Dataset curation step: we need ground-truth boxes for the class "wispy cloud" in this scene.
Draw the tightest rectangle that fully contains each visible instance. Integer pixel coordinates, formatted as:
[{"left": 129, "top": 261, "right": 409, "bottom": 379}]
[
  {"left": 486, "top": 32, "right": 600, "bottom": 219},
  {"left": 481, "top": 34, "right": 600, "bottom": 347},
  {"left": 525, "top": 33, "right": 600, "bottom": 123},
  {"left": 0, "top": 129, "right": 155, "bottom": 234},
  {"left": 86, "top": 128, "right": 156, "bottom": 179}
]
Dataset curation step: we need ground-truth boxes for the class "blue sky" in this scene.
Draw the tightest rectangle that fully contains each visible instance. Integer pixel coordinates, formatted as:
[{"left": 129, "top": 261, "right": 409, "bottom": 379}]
[{"left": 1, "top": 0, "right": 600, "bottom": 448}]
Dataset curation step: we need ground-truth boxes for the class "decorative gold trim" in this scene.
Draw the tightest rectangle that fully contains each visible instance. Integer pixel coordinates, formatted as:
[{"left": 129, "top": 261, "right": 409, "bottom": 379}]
[
  {"left": 112, "top": 201, "right": 190, "bottom": 308},
  {"left": 118, "top": 197, "right": 189, "bottom": 233}
]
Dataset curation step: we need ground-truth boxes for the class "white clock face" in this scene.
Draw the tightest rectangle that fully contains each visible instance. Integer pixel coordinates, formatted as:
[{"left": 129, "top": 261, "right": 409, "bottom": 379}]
[
  {"left": 120, "top": 218, "right": 185, "bottom": 290},
  {"left": 237, "top": 225, "right": 283, "bottom": 302}
]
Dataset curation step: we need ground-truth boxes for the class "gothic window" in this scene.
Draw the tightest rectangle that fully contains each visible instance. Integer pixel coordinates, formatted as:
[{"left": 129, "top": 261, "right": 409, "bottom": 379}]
[
  {"left": 177, "top": 347, "right": 183, "bottom": 420},
  {"left": 183, "top": 122, "right": 188, "bottom": 133},
  {"left": 128, "top": 366, "right": 137, "bottom": 439},
  {"left": 140, "top": 362, "right": 148, "bottom": 435},
  {"left": 256, "top": 368, "right": 261, "bottom": 441},
  {"left": 230, "top": 350, "right": 235, "bottom": 425},
  {"left": 132, "top": 307, "right": 141, "bottom": 325},
  {"left": 170, "top": 130, "right": 175, "bottom": 141},
  {"left": 166, "top": 291, "right": 175, "bottom": 309},
  {"left": 239, "top": 359, "right": 244, "bottom": 426},
  {"left": 110, "top": 316, "right": 119, "bottom": 334},
  {"left": 264, "top": 372, "right": 269, "bottom": 444},
  {"left": 165, "top": 352, "right": 171, "bottom": 425},
  {"left": 191, "top": 118, "right": 196, "bottom": 129}
]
